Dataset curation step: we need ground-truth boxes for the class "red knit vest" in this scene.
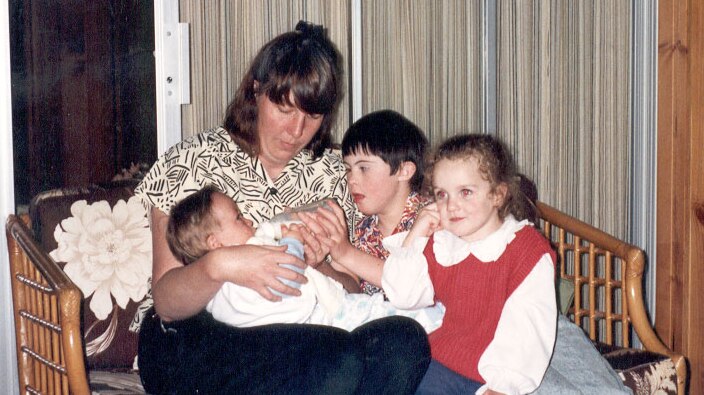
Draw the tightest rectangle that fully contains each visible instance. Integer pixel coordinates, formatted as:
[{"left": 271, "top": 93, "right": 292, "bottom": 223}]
[{"left": 425, "top": 226, "right": 555, "bottom": 382}]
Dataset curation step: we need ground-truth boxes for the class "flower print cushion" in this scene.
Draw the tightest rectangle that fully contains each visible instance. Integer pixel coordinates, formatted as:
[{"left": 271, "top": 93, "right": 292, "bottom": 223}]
[{"left": 29, "top": 179, "right": 150, "bottom": 371}]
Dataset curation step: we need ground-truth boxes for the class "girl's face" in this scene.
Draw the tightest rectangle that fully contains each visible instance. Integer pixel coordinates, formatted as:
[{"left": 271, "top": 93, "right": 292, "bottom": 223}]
[
  {"left": 344, "top": 151, "right": 409, "bottom": 218},
  {"left": 256, "top": 92, "right": 323, "bottom": 175},
  {"left": 210, "top": 193, "right": 255, "bottom": 246},
  {"left": 432, "top": 157, "right": 505, "bottom": 243}
]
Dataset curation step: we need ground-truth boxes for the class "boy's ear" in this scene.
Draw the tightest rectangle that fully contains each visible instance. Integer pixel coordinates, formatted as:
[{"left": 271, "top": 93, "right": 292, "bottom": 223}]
[
  {"left": 396, "top": 161, "right": 417, "bottom": 182},
  {"left": 206, "top": 233, "right": 223, "bottom": 249}
]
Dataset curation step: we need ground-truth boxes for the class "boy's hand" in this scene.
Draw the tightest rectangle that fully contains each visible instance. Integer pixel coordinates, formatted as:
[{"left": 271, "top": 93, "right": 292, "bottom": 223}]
[
  {"left": 294, "top": 219, "right": 329, "bottom": 267},
  {"left": 403, "top": 203, "right": 441, "bottom": 247},
  {"left": 297, "top": 201, "right": 354, "bottom": 265}
]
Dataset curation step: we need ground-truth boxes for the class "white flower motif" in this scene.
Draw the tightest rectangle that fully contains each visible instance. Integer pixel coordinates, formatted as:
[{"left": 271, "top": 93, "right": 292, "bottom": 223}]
[{"left": 50, "top": 196, "right": 152, "bottom": 320}]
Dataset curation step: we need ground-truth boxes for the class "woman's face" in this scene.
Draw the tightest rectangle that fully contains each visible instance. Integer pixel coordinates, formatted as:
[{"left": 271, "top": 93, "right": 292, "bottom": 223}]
[{"left": 256, "top": 92, "right": 323, "bottom": 174}]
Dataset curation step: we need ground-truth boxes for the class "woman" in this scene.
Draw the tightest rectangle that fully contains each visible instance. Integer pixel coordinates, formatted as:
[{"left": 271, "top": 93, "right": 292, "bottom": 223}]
[{"left": 135, "top": 21, "right": 430, "bottom": 394}]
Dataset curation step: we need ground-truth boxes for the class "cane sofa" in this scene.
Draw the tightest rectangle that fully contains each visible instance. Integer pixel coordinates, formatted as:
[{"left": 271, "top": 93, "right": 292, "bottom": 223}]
[{"left": 5, "top": 181, "right": 688, "bottom": 394}]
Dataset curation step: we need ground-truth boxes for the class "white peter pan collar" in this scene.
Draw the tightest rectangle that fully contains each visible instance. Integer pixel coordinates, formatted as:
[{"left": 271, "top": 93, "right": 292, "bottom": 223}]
[
  {"left": 382, "top": 215, "right": 531, "bottom": 267},
  {"left": 432, "top": 215, "right": 530, "bottom": 266}
]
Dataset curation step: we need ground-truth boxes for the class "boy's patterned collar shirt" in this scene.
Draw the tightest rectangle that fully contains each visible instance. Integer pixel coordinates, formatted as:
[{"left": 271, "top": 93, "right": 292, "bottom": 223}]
[{"left": 354, "top": 191, "right": 430, "bottom": 295}]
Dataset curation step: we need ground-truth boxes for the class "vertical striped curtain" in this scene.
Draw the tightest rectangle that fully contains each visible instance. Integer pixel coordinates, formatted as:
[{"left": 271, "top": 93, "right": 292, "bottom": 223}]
[
  {"left": 179, "top": 0, "right": 350, "bottom": 140},
  {"left": 360, "top": 0, "right": 483, "bottom": 144},
  {"left": 496, "top": 0, "right": 633, "bottom": 343},
  {"left": 496, "top": 0, "right": 632, "bottom": 237},
  {"left": 179, "top": 0, "right": 632, "bottom": 240}
]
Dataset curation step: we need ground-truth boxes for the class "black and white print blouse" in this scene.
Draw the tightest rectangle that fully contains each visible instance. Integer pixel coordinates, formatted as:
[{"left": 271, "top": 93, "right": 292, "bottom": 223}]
[
  {"left": 134, "top": 127, "right": 358, "bottom": 229},
  {"left": 129, "top": 127, "right": 359, "bottom": 333}
]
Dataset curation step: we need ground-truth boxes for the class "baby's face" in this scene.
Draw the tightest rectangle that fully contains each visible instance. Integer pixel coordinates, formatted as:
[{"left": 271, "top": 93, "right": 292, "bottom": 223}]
[{"left": 210, "top": 192, "right": 255, "bottom": 246}]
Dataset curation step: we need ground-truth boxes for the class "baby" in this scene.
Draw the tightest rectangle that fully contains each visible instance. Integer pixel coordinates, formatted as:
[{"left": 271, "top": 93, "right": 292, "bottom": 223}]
[{"left": 166, "top": 185, "right": 445, "bottom": 332}]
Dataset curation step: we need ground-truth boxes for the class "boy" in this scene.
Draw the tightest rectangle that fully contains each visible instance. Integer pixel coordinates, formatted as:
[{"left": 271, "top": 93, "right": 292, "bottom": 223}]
[
  {"left": 301, "top": 109, "right": 430, "bottom": 296},
  {"left": 167, "top": 184, "right": 444, "bottom": 330}
]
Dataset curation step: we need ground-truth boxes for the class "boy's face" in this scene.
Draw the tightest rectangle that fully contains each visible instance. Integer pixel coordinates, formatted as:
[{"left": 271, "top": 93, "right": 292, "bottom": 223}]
[
  {"left": 431, "top": 157, "right": 504, "bottom": 243},
  {"left": 344, "top": 151, "right": 406, "bottom": 217},
  {"left": 210, "top": 193, "right": 255, "bottom": 246}
]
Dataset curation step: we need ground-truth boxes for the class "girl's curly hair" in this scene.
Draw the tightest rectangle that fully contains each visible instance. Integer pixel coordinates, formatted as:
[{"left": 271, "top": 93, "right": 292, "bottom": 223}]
[{"left": 425, "top": 134, "right": 537, "bottom": 223}]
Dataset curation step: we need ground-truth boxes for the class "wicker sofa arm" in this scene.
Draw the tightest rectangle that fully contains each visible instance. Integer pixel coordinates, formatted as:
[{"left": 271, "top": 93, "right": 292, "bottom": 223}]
[
  {"left": 536, "top": 201, "right": 687, "bottom": 394},
  {"left": 6, "top": 197, "right": 687, "bottom": 394},
  {"left": 6, "top": 214, "right": 90, "bottom": 395}
]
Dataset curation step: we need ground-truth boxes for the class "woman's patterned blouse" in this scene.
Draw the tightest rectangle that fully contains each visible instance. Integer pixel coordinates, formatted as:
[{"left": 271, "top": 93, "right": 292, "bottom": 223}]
[
  {"left": 353, "top": 191, "right": 430, "bottom": 295},
  {"left": 135, "top": 127, "right": 358, "bottom": 229}
]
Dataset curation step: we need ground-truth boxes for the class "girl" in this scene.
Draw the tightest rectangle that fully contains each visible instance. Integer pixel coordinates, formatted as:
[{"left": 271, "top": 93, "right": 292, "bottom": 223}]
[{"left": 381, "top": 134, "right": 557, "bottom": 395}]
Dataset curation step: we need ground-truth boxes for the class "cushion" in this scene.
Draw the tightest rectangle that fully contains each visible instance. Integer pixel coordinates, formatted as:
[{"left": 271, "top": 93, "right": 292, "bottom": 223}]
[
  {"left": 29, "top": 179, "right": 151, "bottom": 371},
  {"left": 531, "top": 315, "right": 631, "bottom": 394},
  {"left": 595, "top": 343, "right": 678, "bottom": 395},
  {"left": 557, "top": 278, "right": 575, "bottom": 315},
  {"left": 89, "top": 371, "right": 145, "bottom": 394}
]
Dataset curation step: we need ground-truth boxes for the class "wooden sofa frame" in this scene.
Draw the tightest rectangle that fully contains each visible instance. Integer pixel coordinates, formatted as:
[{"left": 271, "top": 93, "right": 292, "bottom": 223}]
[
  {"left": 6, "top": 202, "right": 688, "bottom": 394},
  {"left": 536, "top": 202, "right": 686, "bottom": 394},
  {"left": 7, "top": 214, "right": 90, "bottom": 395}
]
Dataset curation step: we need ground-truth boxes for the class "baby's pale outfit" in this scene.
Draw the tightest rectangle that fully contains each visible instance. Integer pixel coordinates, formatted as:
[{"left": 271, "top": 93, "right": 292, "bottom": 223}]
[{"left": 207, "top": 221, "right": 445, "bottom": 332}]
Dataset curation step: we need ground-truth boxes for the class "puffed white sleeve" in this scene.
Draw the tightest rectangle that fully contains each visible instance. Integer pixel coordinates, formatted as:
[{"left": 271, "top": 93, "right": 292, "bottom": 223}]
[
  {"left": 381, "top": 232, "right": 435, "bottom": 310},
  {"left": 476, "top": 254, "right": 557, "bottom": 395}
]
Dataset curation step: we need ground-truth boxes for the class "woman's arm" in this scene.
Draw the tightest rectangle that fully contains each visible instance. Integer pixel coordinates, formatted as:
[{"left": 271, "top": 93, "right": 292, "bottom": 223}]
[
  {"left": 313, "top": 258, "right": 360, "bottom": 293},
  {"left": 150, "top": 207, "right": 308, "bottom": 321}
]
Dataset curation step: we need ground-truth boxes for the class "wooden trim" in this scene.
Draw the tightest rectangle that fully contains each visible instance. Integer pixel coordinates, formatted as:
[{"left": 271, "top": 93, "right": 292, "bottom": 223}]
[
  {"left": 6, "top": 215, "right": 90, "bottom": 395},
  {"left": 657, "top": 0, "right": 704, "bottom": 393}
]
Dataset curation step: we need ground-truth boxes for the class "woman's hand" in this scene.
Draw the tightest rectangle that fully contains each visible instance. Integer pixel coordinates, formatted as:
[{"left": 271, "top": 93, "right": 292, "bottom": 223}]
[
  {"left": 209, "top": 243, "right": 308, "bottom": 302},
  {"left": 483, "top": 390, "right": 506, "bottom": 395},
  {"left": 403, "top": 203, "right": 441, "bottom": 247}
]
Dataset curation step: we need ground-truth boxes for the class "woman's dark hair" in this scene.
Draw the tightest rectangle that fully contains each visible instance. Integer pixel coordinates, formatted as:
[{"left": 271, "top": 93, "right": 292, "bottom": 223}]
[
  {"left": 427, "top": 134, "right": 535, "bottom": 222},
  {"left": 342, "top": 110, "right": 428, "bottom": 192},
  {"left": 223, "top": 21, "right": 343, "bottom": 158},
  {"left": 166, "top": 185, "right": 221, "bottom": 265}
]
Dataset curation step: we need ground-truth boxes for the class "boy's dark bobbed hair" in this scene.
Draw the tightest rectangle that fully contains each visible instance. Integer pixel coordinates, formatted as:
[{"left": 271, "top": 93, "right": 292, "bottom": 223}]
[{"left": 342, "top": 110, "right": 428, "bottom": 192}]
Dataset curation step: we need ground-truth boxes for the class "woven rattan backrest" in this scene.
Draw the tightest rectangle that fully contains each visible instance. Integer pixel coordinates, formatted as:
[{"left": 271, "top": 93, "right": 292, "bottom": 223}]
[
  {"left": 537, "top": 202, "right": 689, "bottom": 395},
  {"left": 6, "top": 214, "right": 90, "bottom": 395},
  {"left": 536, "top": 202, "right": 642, "bottom": 348}
]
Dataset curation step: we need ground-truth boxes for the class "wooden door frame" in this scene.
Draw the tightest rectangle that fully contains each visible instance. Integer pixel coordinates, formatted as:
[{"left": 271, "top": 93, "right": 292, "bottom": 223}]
[{"left": 657, "top": 0, "right": 704, "bottom": 393}]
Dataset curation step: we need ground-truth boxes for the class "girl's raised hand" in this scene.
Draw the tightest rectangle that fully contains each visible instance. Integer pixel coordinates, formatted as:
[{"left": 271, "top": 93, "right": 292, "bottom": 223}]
[{"left": 403, "top": 203, "right": 442, "bottom": 247}]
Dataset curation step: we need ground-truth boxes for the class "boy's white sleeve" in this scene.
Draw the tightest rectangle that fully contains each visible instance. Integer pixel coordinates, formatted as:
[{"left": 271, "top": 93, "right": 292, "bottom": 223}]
[
  {"left": 381, "top": 232, "right": 435, "bottom": 309},
  {"left": 476, "top": 255, "right": 557, "bottom": 395}
]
